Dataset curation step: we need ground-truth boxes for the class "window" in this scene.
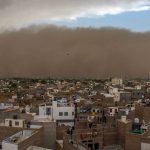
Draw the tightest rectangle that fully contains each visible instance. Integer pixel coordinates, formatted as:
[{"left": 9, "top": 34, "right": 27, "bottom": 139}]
[
  {"left": 9, "top": 120, "right": 12, "bottom": 127},
  {"left": 15, "top": 121, "right": 19, "bottom": 126},
  {"left": 46, "top": 108, "right": 51, "bottom": 115},
  {"left": 115, "top": 109, "right": 118, "bottom": 113},
  {"left": 72, "top": 112, "right": 74, "bottom": 116},
  {"left": 59, "top": 112, "right": 63, "bottom": 116},
  {"left": 64, "top": 112, "right": 68, "bottom": 116}
]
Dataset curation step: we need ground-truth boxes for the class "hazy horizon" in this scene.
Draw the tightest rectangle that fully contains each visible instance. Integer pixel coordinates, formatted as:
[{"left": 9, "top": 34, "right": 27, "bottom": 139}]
[{"left": 0, "top": 26, "right": 150, "bottom": 78}]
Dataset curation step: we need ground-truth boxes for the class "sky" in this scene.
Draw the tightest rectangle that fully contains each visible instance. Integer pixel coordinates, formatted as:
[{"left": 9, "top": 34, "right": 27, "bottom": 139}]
[
  {"left": 0, "top": 0, "right": 150, "bottom": 78},
  {"left": 54, "top": 11, "right": 150, "bottom": 32},
  {"left": 0, "top": 0, "right": 150, "bottom": 32}
]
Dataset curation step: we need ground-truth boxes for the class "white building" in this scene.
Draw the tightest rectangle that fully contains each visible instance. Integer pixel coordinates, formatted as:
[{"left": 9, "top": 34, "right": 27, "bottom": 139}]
[
  {"left": 0, "top": 103, "right": 13, "bottom": 110},
  {"left": 113, "top": 92, "right": 120, "bottom": 102},
  {"left": 111, "top": 78, "right": 123, "bottom": 86},
  {"left": 109, "top": 87, "right": 118, "bottom": 94},
  {"left": 34, "top": 100, "right": 75, "bottom": 126},
  {"left": 109, "top": 87, "right": 120, "bottom": 102},
  {"left": 105, "top": 107, "right": 119, "bottom": 116},
  {"left": 12, "top": 95, "right": 17, "bottom": 100}
]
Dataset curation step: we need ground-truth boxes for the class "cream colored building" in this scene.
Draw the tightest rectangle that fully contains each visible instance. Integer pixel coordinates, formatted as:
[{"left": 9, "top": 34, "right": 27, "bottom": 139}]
[{"left": 4, "top": 119, "right": 25, "bottom": 128}]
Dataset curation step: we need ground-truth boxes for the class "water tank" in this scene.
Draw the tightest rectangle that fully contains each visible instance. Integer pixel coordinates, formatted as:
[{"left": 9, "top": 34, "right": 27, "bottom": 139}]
[{"left": 133, "top": 118, "right": 142, "bottom": 131}]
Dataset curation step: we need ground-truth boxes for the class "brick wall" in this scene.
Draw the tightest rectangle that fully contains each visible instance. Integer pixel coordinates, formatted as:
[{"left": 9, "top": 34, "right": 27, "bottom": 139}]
[
  {"left": 31, "top": 121, "right": 56, "bottom": 149},
  {"left": 125, "top": 133, "right": 142, "bottom": 150},
  {"left": 117, "top": 120, "right": 132, "bottom": 148}
]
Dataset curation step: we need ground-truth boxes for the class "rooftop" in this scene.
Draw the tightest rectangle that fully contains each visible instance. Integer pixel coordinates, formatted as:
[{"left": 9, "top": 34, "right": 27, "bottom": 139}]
[
  {"left": 3, "top": 130, "right": 38, "bottom": 144},
  {"left": 27, "top": 146, "right": 52, "bottom": 150},
  {"left": 131, "top": 128, "right": 145, "bottom": 134}
]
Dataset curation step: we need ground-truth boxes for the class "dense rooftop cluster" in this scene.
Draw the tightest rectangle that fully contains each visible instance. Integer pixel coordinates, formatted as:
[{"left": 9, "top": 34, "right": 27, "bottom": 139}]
[{"left": 0, "top": 78, "right": 150, "bottom": 150}]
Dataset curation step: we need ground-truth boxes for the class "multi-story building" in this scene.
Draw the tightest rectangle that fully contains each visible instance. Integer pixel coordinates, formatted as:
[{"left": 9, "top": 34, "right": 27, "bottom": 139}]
[
  {"left": 111, "top": 78, "right": 123, "bottom": 86},
  {"left": 105, "top": 107, "right": 119, "bottom": 117},
  {"left": 34, "top": 100, "right": 75, "bottom": 126}
]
